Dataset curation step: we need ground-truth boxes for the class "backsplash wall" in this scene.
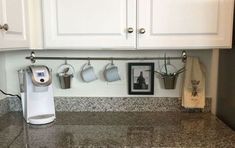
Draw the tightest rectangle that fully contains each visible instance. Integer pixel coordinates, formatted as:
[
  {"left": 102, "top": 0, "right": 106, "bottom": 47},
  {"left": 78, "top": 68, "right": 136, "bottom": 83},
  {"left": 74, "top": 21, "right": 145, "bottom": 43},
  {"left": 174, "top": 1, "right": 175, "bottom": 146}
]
[
  {"left": 0, "top": 53, "right": 6, "bottom": 100},
  {"left": 2, "top": 50, "right": 212, "bottom": 98}
]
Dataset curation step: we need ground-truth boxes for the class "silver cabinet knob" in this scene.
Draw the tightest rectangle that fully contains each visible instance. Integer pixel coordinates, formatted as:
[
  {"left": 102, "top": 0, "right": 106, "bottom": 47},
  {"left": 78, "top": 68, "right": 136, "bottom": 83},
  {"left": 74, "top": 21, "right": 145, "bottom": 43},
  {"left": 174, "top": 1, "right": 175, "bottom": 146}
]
[
  {"left": 127, "top": 27, "right": 134, "bottom": 33},
  {"left": 0, "top": 24, "right": 9, "bottom": 31},
  {"left": 139, "top": 28, "right": 146, "bottom": 34}
]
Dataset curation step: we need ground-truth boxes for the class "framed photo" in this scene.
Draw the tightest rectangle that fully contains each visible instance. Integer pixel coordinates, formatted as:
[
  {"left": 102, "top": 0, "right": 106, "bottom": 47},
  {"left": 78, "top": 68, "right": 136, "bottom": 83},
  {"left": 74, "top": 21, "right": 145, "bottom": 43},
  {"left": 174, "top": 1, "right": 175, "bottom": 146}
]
[{"left": 128, "top": 63, "right": 154, "bottom": 95}]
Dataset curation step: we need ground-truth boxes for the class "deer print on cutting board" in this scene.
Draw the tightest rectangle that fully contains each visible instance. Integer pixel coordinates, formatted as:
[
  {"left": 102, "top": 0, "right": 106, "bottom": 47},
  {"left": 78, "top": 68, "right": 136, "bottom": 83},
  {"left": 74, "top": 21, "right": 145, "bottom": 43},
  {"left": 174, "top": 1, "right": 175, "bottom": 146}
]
[{"left": 191, "top": 80, "right": 200, "bottom": 97}]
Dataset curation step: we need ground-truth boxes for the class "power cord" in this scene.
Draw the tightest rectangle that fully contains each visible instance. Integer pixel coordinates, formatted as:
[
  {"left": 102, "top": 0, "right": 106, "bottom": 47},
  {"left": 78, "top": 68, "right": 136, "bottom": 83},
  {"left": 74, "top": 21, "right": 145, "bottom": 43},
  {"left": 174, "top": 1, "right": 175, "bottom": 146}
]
[{"left": 0, "top": 89, "right": 21, "bottom": 100}]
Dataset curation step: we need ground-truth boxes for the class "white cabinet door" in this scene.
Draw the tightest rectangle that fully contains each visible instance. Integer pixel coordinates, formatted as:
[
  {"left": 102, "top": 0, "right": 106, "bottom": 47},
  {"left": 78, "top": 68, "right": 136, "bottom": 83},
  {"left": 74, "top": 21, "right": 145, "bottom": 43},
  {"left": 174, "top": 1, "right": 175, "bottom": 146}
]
[
  {"left": 0, "top": 0, "right": 3, "bottom": 48},
  {"left": 43, "top": 0, "right": 136, "bottom": 49},
  {"left": 0, "top": 0, "right": 29, "bottom": 49},
  {"left": 137, "top": 0, "right": 234, "bottom": 49}
]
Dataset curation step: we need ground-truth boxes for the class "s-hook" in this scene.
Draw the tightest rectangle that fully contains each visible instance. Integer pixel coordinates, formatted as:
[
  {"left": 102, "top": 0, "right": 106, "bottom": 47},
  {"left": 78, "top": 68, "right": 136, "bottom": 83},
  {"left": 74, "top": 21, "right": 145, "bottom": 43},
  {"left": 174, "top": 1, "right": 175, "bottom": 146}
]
[
  {"left": 88, "top": 57, "right": 91, "bottom": 65},
  {"left": 111, "top": 58, "right": 114, "bottom": 65}
]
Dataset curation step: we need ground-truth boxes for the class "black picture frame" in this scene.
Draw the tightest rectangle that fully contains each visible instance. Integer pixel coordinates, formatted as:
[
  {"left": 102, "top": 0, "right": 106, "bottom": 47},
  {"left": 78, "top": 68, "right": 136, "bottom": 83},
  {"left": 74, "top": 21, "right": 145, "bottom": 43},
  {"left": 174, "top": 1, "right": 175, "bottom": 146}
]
[{"left": 128, "top": 63, "right": 154, "bottom": 95}]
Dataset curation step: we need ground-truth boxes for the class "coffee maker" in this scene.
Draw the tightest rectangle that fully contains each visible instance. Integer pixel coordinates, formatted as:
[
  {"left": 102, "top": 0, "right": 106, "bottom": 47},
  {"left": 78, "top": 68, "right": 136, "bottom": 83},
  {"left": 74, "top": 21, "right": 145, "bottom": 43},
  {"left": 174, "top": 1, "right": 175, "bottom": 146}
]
[{"left": 18, "top": 65, "right": 56, "bottom": 124}]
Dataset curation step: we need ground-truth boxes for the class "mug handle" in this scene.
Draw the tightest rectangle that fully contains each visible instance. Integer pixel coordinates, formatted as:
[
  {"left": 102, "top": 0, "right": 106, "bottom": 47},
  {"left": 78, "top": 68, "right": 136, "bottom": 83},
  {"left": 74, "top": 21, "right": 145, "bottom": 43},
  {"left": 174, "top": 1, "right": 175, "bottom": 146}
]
[
  {"left": 105, "top": 63, "right": 114, "bottom": 70},
  {"left": 82, "top": 63, "right": 89, "bottom": 71},
  {"left": 83, "top": 59, "right": 94, "bottom": 70}
]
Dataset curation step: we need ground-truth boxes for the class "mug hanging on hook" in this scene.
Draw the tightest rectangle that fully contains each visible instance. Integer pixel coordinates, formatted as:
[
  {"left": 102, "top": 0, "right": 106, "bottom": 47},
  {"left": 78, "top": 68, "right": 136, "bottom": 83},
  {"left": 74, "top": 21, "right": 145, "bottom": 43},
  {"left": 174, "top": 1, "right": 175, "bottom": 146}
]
[
  {"left": 81, "top": 58, "right": 97, "bottom": 82},
  {"left": 104, "top": 59, "right": 121, "bottom": 82}
]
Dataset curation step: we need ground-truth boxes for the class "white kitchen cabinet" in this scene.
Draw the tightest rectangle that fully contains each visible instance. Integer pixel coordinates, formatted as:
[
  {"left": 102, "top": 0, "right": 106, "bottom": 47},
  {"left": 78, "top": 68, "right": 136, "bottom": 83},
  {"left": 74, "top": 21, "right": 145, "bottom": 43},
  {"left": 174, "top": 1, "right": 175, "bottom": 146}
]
[
  {"left": 42, "top": 0, "right": 136, "bottom": 49},
  {"left": 138, "top": 0, "right": 234, "bottom": 49},
  {"left": 0, "top": 0, "right": 29, "bottom": 49},
  {"left": 42, "top": 0, "right": 234, "bottom": 49}
]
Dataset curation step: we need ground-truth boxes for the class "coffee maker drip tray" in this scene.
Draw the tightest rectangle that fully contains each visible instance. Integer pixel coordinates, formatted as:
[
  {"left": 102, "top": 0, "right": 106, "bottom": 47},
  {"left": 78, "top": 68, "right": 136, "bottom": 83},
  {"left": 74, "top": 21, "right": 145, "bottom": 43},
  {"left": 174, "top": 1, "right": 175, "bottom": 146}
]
[{"left": 28, "top": 114, "right": 55, "bottom": 125}]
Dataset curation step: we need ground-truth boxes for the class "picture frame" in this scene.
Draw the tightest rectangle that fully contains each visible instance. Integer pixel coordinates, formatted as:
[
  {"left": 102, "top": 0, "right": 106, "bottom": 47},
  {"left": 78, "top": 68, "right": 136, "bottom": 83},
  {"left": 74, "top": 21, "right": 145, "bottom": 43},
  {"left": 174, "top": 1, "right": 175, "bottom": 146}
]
[{"left": 128, "top": 63, "right": 154, "bottom": 95}]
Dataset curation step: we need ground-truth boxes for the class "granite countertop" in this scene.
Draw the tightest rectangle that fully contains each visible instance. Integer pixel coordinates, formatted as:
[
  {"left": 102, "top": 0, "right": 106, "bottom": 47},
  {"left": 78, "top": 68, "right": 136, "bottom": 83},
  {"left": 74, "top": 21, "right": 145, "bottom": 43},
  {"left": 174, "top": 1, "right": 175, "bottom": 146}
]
[{"left": 0, "top": 112, "right": 235, "bottom": 148}]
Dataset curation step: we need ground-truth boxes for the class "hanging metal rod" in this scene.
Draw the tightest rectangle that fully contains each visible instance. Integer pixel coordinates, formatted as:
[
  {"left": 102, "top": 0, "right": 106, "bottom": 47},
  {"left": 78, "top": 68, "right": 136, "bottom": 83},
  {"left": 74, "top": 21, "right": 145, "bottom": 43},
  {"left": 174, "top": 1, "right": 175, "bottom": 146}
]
[{"left": 26, "top": 51, "right": 187, "bottom": 63}]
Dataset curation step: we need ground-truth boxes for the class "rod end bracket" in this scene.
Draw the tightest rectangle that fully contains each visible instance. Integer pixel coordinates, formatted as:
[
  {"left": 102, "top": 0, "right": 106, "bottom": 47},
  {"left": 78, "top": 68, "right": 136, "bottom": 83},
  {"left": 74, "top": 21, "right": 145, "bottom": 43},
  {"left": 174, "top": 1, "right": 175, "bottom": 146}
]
[
  {"left": 182, "top": 50, "right": 187, "bottom": 63},
  {"left": 30, "top": 51, "right": 36, "bottom": 63}
]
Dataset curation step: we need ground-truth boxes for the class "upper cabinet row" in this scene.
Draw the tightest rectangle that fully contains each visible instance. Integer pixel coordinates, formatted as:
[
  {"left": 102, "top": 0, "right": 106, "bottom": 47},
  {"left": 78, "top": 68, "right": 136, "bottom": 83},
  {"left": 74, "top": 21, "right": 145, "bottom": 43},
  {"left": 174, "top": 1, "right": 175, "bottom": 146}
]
[
  {"left": 0, "top": 0, "right": 29, "bottom": 49},
  {"left": 42, "top": 0, "right": 235, "bottom": 49},
  {"left": 0, "top": 0, "right": 234, "bottom": 50}
]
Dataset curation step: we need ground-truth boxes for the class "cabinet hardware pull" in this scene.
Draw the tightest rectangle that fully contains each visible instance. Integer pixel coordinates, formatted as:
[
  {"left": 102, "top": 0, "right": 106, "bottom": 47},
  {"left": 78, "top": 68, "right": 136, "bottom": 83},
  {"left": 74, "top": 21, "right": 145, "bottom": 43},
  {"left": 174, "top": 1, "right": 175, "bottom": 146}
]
[
  {"left": 0, "top": 24, "right": 9, "bottom": 31},
  {"left": 127, "top": 27, "right": 134, "bottom": 33},
  {"left": 139, "top": 28, "right": 146, "bottom": 34}
]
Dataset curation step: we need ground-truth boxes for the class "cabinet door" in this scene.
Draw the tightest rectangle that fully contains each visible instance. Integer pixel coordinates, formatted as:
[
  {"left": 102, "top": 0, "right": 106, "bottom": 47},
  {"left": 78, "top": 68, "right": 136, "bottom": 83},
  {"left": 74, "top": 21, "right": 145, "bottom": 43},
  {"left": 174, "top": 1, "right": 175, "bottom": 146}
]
[
  {"left": 0, "top": 0, "right": 29, "bottom": 49},
  {"left": 0, "top": 0, "right": 3, "bottom": 48},
  {"left": 43, "top": 0, "right": 136, "bottom": 49},
  {"left": 137, "top": 0, "right": 234, "bottom": 49}
]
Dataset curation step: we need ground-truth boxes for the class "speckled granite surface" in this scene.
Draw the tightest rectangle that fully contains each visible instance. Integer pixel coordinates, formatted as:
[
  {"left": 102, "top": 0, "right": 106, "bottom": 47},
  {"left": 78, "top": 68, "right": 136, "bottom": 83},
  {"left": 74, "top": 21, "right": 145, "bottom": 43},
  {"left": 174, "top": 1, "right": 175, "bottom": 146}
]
[
  {"left": 0, "top": 112, "right": 234, "bottom": 147},
  {"left": 0, "top": 98, "right": 9, "bottom": 116},
  {"left": 7, "top": 97, "right": 211, "bottom": 112}
]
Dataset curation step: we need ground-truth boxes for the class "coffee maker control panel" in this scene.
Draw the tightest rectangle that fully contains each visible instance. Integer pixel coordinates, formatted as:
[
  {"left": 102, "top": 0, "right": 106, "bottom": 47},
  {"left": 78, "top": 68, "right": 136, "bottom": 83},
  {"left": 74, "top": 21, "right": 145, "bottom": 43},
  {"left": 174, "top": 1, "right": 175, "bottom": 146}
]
[
  {"left": 29, "top": 65, "right": 52, "bottom": 86},
  {"left": 36, "top": 70, "right": 46, "bottom": 82}
]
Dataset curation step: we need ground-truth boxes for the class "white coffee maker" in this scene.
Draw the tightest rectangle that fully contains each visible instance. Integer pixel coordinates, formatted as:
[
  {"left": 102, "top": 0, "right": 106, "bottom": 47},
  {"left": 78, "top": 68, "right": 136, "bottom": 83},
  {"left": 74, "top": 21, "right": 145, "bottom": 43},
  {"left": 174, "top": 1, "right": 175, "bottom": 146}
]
[{"left": 18, "top": 65, "right": 56, "bottom": 124}]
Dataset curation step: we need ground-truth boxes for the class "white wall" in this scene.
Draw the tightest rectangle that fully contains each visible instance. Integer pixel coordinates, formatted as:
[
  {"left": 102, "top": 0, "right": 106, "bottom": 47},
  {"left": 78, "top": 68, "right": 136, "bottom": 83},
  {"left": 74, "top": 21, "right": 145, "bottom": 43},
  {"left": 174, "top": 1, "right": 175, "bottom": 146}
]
[
  {"left": 3, "top": 50, "right": 212, "bottom": 98},
  {"left": 0, "top": 53, "right": 7, "bottom": 100}
]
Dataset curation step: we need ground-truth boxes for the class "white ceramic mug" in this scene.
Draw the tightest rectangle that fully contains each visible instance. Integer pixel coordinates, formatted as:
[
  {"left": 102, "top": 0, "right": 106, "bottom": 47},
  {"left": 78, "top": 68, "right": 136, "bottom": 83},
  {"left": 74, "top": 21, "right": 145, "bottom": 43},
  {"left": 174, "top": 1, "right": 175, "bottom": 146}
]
[
  {"left": 81, "top": 63, "right": 97, "bottom": 82},
  {"left": 104, "top": 63, "right": 121, "bottom": 82}
]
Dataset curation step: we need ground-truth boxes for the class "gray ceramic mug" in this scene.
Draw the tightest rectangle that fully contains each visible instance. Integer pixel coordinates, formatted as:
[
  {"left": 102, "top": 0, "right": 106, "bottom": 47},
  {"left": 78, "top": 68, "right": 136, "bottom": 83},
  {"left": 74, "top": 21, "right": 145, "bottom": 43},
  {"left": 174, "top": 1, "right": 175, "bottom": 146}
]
[
  {"left": 104, "top": 63, "right": 121, "bottom": 82},
  {"left": 81, "top": 63, "right": 97, "bottom": 82}
]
